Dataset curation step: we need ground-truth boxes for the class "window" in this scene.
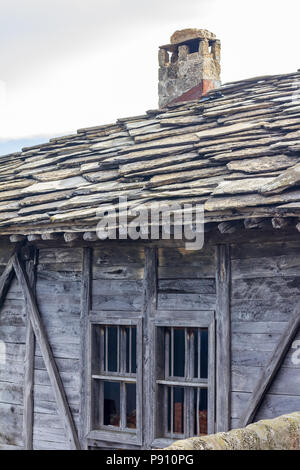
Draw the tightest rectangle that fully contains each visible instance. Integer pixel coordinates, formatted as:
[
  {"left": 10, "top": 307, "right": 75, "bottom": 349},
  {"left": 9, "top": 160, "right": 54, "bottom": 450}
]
[
  {"left": 87, "top": 312, "right": 214, "bottom": 449},
  {"left": 153, "top": 315, "right": 215, "bottom": 445},
  {"left": 89, "top": 318, "right": 142, "bottom": 446}
]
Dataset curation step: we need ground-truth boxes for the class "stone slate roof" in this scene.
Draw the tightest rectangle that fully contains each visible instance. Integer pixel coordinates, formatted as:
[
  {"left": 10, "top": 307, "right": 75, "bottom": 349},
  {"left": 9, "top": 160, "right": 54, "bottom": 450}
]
[{"left": 1, "top": 70, "right": 300, "bottom": 236}]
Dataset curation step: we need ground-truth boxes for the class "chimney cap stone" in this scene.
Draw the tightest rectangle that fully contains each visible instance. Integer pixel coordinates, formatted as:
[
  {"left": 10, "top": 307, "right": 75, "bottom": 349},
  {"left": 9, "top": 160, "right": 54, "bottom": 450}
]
[{"left": 170, "top": 28, "right": 216, "bottom": 45}]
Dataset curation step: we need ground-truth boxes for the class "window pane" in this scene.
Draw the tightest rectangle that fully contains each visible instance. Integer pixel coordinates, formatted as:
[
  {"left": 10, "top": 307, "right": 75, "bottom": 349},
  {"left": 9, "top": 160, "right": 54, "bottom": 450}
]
[
  {"left": 194, "top": 388, "right": 208, "bottom": 436},
  {"left": 173, "top": 329, "right": 185, "bottom": 377},
  {"left": 104, "top": 327, "right": 119, "bottom": 372},
  {"left": 200, "top": 330, "right": 208, "bottom": 379},
  {"left": 194, "top": 328, "right": 208, "bottom": 379},
  {"left": 126, "top": 383, "right": 136, "bottom": 429},
  {"left": 104, "top": 381, "right": 120, "bottom": 426},
  {"left": 125, "top": 327, "right": 137, "bottom": 374},
  {"left": 167, "top": 386, "right": 185, "bottom": 434},
  {"left": 131, "top": 328, "right": 137, "bottom": 373}
]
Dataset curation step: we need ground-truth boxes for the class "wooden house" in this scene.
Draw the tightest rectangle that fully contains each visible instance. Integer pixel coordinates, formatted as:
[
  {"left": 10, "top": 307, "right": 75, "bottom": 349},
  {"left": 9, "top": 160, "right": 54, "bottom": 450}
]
[{"left": 0, "top": 29, "right": 300, "bottom": 450}]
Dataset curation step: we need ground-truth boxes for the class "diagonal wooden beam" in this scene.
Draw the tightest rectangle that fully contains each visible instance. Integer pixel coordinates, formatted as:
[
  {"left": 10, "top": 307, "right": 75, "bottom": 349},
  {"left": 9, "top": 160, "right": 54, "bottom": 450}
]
[
  {"left": 0, "top": 256, "right": 15, "bottom": 310},
  {"left": 13, "top": 253, "right": 81, "bottom": 450},
  {"left": 23, "top": 248, "right": 37, "bottom": 450},
  {"left": 239, "top": 308, "right": 300, "bottom": 427}
]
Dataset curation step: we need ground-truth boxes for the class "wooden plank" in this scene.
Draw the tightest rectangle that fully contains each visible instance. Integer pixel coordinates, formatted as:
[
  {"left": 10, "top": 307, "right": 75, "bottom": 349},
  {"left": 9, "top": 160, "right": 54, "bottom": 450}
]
[
  {"left": 158, "top": 279, "right": 216, "bottom": 294},
  {"left": 143, "top": 247, "right": 157, "bottom": 448},
  {"left": 232, "top": 365, "right": 300, "bottom": 395},
  {"left": 232, "top": 391, "right": 300, "bottom": 421},
  {"left": 157, "top": 293, "right": 216, "bottom": 310},
  {"left": 0, "top": 256, "right": 15, "bottom": 310},
  {"left": 12, "top": 254, "right": 81, "bottom": 450},
  {"left": 215, "top": 244, "right": 231, "bottom": 432},
  {"left": 79, "top": 247, "right": 92, "bottom": 449},
  {"left": 23, "top": 247, "right": 37, "bottom": 449},
  {"left": 232, "top": 254, "right": 300, "bottom": 279},
  {"left": 238, "top": 308, "right": 300, "bottom": 427}
]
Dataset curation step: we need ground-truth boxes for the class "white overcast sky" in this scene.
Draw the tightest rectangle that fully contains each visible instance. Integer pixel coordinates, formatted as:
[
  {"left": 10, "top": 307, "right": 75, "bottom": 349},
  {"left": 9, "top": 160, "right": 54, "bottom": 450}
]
[{"left": 0, "top": 0, "right": 299, "bottom": 154}]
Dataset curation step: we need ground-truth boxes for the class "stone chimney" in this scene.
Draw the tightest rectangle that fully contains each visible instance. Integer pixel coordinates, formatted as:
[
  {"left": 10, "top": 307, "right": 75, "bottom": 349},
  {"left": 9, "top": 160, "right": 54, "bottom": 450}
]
[{"left": 158, "top": 28, "right": 221, "bottom": 108}]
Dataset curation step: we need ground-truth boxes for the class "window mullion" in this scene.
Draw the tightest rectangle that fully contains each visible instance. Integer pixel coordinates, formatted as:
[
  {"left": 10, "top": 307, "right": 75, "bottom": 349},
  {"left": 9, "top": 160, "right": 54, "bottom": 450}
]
[
  {"left": 99, "top": 380, "right": 104, "bottom": 427},
  {"left": 165, "top": 329, "right": 170, "bottom": 378},
  {"left": 196, "top": 387, "right": 200, "bottom": 435},
  {"left": 188, "top": 330, "right": 195, "bottom": 437},
  {"left": 170, "top": 386, "right": 174, "bottom": 436},
  {"left": 120, "top": 381, "right": 127, "bottom": 430},
  {"left": 171, "top": 329, "right": 174, "bottom": 377},
  {"left": 105, "top": 327, "right": 108, "bottom": 372}
]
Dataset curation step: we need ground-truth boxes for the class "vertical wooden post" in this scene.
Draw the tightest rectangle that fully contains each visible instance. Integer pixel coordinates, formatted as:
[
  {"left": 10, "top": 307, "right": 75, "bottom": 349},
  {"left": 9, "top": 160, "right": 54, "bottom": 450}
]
[
  {"left": 216, "top": 244, "right": 231, "bottom": 432},
  {"left": 80, "top": 247, "right": 92, "bottom": 449},
  {"left": 142, "top": 246, "right": 157, "bottom": 448},
  {"left": 23, "top": 247, "right": 37, "bottom": 450}
]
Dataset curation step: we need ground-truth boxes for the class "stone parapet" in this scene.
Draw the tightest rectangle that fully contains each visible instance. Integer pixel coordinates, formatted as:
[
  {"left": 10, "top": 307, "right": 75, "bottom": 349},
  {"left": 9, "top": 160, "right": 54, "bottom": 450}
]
[{"left": 165, "top": 412, "right": 300, "bottom": 450}]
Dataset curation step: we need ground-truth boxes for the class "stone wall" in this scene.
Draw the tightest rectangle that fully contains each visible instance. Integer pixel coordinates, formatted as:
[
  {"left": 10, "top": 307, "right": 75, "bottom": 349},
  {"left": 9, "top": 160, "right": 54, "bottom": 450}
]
[{"left": 166, "top": 412, "right": 300, "bottom": 450}]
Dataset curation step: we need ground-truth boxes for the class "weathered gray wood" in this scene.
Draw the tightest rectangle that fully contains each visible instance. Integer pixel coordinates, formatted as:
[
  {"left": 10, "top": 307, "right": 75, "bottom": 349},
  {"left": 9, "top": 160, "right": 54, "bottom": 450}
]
[
  {"left": 23, "top": 247, "right": 37, "bottom": 449},
  {"left": 79, "top": 247, "right": 92, "bottom": 449},
  {"left": 27, "top": 234, "right": 41, "bottom": 242},
  {"left": 158, "top": 278, "right": 216, "bottom": 294},
  {"left": 41, "top": 233, "right": 60, "bottom": 241},
  {"left": 157, "top": 293, "right": 216, "bottom": 310},
  {"left": 143, "top": 247, "right": 157, "bottom": 448},
  {"left": 83, "top": 232, "right": 97, "bottom": 242},
  {"left": 0, "top": 256, "right": 15, "bottom": 310},
  {"left": 12, "top": 253, "right": 81, "bottom": 450},
  {"left": 232, "top": 391, "right": 300, "bottom": 421},
  {"left": 64, "top": 233, "right": 81, "bottom": 243},
  {"left": 10, "top": 235, "right": 26, "bottom": 243},
  {"left": 238, "top": 308, "right": 300, "bottom": 427},
  {"left": 232, "top": 364, "right": 300, "bottom": 395},
  {"left": 232, "top": 254, "right": 300, "bottom": 279},
  {"left": 216, "top": 244, "right": 231, "bottom": 432}
]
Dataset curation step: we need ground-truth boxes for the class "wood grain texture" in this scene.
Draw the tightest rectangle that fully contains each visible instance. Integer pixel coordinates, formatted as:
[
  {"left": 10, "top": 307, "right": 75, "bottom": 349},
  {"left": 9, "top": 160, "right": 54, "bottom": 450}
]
[
  {"left": 216, "top": 244, "right": 231, "bottom": 432},
  {"left": 142, "top": 247, "right": 157, "bottom": 448},
  {"left": 238, "top": 308, "right": 300, "bottom": 427},
  {"left": 12, "top": 253, "right": 81, "bottom": 450},
  {"left": 23, "top": 247, "right": 37, "bottom": 449},
  {"left": 79, "top": 247, "right": 92, "bottom": 449}
]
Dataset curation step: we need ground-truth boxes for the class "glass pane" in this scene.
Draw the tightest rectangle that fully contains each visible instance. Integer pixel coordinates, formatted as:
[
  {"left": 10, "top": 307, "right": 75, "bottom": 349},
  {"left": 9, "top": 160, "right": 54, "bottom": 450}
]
[
  {"left": 167, "top": 386, "right": 185, "bottom": 434},
  {"left": 131, "top": 328, "right": 137, "bottom": 373},
  {"left": 103, "top": 381, "right": 120, "bottom": 426},
  {"left": 125, "top": 327, "right": 137, "bottom": 374},
  {"left": 200, "top": 329, "right": 208, "bottom": 379},
  {"left": 194, "top": 388, "right": 208, "bottom": 435},
  {"left": 106, "top": 327, "right": 119, "bottom": 372},
  {"left": 173, "top": 329, "right": 185, "bottom": 377},
  {"left": 126, "top": 383, "right": 136, "bottom": 429},
  {"left": 194, "top": 328, "right": 208, "bottom": 379}
]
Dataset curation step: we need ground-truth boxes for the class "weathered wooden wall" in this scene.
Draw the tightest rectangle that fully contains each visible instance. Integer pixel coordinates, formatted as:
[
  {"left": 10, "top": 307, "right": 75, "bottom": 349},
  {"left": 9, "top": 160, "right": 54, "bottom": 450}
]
[
  {"left": 0, "top": 237, "right": 300, "bottom": 449},
  {"left": 0, "top": 243, "right": 23, "bottom": 450},
  {"left": 32, "top": 248, "right": 82, "bottom": 450},
  {"left": 231, "top": 240, "right": 300, "bottom": 428},
  {"left": 157, "top": 245, "right": 216, "bottom": 312}
]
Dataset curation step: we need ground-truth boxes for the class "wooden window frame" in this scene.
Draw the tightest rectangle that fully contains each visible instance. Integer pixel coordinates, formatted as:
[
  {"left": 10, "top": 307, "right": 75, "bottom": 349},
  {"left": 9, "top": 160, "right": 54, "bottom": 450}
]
[
  {"left": 150, "top": 311, "right": 215, "bottom": 449},
  {"left": 86, "top": 313, "right": 143, "bottom": 447}
]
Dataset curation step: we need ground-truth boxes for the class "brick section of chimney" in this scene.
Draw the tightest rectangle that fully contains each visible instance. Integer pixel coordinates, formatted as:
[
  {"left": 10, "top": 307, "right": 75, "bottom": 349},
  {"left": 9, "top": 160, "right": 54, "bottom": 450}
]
[{"left": 158, "top": 28, "right": 221, "bottom": 108}]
